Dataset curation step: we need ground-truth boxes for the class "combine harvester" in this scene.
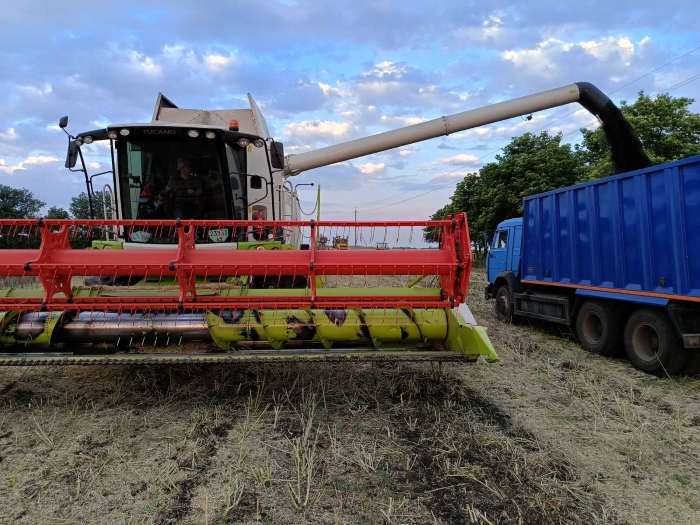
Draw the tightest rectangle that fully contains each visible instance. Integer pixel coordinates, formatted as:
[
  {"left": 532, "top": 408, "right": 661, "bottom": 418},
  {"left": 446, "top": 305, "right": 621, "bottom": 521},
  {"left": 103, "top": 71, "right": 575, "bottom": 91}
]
[{"left": 0, "top": 83, "right": 649, "bottom": 365}]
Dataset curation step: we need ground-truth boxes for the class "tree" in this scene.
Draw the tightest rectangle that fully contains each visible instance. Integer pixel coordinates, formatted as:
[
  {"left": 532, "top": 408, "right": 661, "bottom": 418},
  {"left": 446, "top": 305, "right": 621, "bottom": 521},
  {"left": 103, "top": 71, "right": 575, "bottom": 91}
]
[
  {"left": 426, "top": 132, "right": 582, "bottom": 249},
  {"left": 0, "top": 184, "right": 45, "bottom": 218},
  {"left": 470, "top": 132, "right": 581, "bottom": 234},
  {"left": 579, "top": 92, "right": 700, "bottom": 179},
  {"left": 70, "top": 191, "right": 105, "bottom": 219},
  {"left": 46, "top": 206, "right": 70, "bottom": 219}
]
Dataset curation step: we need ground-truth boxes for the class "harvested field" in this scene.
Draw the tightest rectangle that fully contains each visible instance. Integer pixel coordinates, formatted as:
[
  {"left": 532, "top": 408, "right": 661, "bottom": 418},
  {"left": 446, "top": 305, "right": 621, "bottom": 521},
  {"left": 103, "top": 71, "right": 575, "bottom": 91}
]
[{"left": 0, "top": 267, "right": 698, "bottom": 524}]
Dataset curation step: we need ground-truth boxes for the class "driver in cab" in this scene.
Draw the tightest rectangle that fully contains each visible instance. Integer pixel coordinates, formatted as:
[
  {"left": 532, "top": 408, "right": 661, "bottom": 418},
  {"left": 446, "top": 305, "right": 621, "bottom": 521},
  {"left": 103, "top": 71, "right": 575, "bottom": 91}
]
[{"left": 160, "top": 158, "right": 203, "bottom": 219}]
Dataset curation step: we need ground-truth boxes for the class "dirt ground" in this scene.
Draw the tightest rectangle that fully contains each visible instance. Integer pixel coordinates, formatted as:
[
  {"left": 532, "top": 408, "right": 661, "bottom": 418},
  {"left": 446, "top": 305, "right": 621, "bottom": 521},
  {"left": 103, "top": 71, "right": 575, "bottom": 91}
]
[{"left": 0, "top": 269, "right": 698, "bottom": 524}]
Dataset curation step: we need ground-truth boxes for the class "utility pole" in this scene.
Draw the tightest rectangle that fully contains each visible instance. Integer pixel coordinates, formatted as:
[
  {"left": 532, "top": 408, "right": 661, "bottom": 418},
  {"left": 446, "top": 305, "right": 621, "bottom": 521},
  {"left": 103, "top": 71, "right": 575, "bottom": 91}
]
[{"left": 354, "top": 208, "right": 358, "bottom": 247}]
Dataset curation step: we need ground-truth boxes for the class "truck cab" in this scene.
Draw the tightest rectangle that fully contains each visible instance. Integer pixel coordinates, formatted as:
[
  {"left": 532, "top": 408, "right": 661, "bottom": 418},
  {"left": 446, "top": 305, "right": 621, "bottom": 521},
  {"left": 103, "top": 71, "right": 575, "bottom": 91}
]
[{"left": 485, "top": 218, "right": 522, "bottom": 308}]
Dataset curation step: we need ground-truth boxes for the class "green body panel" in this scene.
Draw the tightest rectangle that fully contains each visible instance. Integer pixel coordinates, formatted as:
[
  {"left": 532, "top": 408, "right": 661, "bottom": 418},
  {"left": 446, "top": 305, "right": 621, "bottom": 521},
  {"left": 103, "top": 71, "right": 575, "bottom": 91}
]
[
  {"left": 0, "top": 310, "right": 62, "bottom": 347},
  {"left": 445, "top": 308, "right": 500, "bottom": 363},
  {"left": 90, "top": 240, "right": 290, "bottom": 251},
  {"left": 91, "top": 240, "right": 124, "bottom": 250},
  {"left": 0, "top": 283, "right": 499, "bottom": 362}
]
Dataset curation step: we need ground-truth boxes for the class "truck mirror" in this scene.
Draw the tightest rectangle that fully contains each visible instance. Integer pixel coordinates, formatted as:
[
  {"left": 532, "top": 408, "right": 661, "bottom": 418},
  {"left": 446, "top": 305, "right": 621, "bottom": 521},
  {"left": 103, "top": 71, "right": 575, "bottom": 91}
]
[
  {"left": 482, "top": 232, "right": 490, "bottom": 251},
  {"left": 270, "top": 141, "right": 284, "bottom": 170},
  {"left": 250, "top": 175, "right": 263, "bottom": 189},
  {"left": 59, "top": 116, "right": 69, "bottom": 129},
  {"left": 65, "top": 140, "right": 78, "bottom": 168}
]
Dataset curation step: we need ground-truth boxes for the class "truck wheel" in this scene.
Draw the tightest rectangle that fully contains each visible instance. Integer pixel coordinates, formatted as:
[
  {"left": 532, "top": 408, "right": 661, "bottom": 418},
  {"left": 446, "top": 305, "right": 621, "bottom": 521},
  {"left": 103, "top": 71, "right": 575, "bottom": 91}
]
[
  {"left": 575, "top": 301, "right": 622, "bottom": 357},
  {"left": 623, "top": 309, "right": 688, "bottom": 376},
  {"left": 494, "top": 285, "right": 514, "bottom": 323}
]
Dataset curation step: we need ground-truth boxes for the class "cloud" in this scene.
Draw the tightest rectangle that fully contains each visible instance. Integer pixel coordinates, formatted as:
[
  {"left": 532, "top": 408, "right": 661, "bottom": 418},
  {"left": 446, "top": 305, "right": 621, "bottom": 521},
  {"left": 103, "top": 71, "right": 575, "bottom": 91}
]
[
  {"left": 453, "top": 14, "right": 504, "bottom": 42},
  {"left": 20, "top": 84, "right": 53, "bottom": 97},
  {"left": 0, "top": 128, "right": 17, "bottom": 141},
  {"left": 205, "top": 53, "right": 235, "bottom": 71},
  {"left": 0, "top": 0, "right": 696, "bottom": 220},
  {"left": 284, "top": 120, "right": 351, "bottom": 142},
  {"left": 124, "top": 50, "right": 162, "bottom": 76},
  {"left": 87, "top": 162, "right": 101, "bottom": 169},
  {"left": 502, "top": 36, "right": 644, "bottom": 79},
  {"left": 380, "top": 115, "right": 427, "bottom": 127},
  {"left": 432, "top": 154, "right": 479, "bottom": 166},
  {"left": 0, "top": 155, "right": 59, "bottom": 174},
  {"left": 398, "top": 149, "right": 413, "bottom": 157},
  {"left": 318, "top": 82, "right": 343, "bottom": 98},
  {"left": 356, "top": 162, "right": 386, "bottom": 175}
]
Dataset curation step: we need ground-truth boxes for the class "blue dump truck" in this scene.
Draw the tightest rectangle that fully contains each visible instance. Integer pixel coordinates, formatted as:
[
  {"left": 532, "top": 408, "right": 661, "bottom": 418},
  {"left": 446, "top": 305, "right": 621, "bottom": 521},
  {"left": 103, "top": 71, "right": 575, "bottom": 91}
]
[{"left": 486, "top": 155, "right": 700, "bottom": 376}]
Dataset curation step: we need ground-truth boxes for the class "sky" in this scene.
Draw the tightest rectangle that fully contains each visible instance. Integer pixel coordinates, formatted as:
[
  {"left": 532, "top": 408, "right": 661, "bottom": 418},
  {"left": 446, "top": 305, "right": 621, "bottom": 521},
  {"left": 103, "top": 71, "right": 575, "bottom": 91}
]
[{"left": 1, "top": 0, "right": 698, "bottom": 223}]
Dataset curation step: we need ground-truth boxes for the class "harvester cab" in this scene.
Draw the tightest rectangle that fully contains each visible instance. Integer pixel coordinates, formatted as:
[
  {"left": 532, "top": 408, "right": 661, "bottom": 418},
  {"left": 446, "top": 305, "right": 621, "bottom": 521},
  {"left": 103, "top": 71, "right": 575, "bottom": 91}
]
[
  {"left": 61, "top": 93, "right": 297, "bottom": 247},
  {"left": 0, "top": 82, "right": 648, "bottom": 366}
]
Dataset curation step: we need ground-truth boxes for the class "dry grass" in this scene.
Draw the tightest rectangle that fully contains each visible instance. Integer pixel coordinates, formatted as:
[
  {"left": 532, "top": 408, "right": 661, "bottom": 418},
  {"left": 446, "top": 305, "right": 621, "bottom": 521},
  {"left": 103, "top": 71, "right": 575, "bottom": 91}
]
[{"left": 0, "top": 265, "right": 698, "bottom": 524}]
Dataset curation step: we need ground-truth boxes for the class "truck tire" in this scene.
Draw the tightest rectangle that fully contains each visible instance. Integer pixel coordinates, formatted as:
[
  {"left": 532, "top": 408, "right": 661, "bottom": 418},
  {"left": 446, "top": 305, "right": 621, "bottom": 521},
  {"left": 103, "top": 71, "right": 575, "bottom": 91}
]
[
  {"left": 623, "top": 309, "right": 688, "bottom": 376},
  {"left": 575, "top": 301, "right": 622, "bottom": 357},
  {"left": 494, "top": 285, "right": 514, "bottom": 323}
]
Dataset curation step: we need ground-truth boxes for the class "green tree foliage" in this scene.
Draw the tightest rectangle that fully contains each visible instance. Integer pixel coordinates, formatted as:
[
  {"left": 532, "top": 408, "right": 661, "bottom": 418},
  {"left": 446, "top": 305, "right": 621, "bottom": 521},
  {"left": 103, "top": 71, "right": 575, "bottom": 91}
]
[
  {"left": 427, "top": 132, "right": 581, "bottom": 246},
  {"left": 69, "top": 191, "right": 105, "bottom": 220},
  {"left": 46, "top": 206, "right": 70, "bottom": 219},
  {"left": 0, "top": 187, "right": 104, "bottom": 249},
  {"left": 67, "top": 191, "right": 106, "bottom": 249},
  {"left": 0, "top": 185, "right": 45, "bottom": 248},
  {"left": 429, "top": 92, "right": 700, "bottom": 244},
  {"left": 0, "top": 184, "right": 45, "bottom": 218},
  {"left": 578, "top": 92, "right": 700, "bottom": 179}
]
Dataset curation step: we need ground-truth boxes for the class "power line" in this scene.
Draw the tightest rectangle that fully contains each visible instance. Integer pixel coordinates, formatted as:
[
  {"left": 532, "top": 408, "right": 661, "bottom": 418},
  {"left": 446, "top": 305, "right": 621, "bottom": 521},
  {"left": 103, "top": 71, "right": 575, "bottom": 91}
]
[
  {"left": 357, "top": 44, "right": 700, "bottom": 212},
  {"left": 359, "top": 72, "right": 700, "bottom": 214}
]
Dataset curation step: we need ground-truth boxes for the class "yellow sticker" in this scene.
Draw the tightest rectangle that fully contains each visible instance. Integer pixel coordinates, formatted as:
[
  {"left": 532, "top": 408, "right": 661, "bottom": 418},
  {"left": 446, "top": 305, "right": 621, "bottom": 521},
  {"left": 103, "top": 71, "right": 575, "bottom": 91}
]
[
  {"left": 248, "top": 206, "right": 253, "bottom": 214},
  {"left": 248, "top": 145, "right": 253, "bottom": 152}
]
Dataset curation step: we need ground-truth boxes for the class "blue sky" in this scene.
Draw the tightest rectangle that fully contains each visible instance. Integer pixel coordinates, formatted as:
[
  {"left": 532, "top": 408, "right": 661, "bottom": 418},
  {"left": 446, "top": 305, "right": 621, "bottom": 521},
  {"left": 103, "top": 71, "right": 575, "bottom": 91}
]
[{"left": 1, "top": 0, "right": 698, "bottom": 221}]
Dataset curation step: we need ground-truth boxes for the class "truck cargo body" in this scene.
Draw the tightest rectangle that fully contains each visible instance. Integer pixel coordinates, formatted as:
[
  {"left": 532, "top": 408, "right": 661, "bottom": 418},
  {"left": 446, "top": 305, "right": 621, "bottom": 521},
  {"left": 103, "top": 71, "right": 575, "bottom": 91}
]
[{"left": 486, "top": 155, "right": 700, "bottom": 375}]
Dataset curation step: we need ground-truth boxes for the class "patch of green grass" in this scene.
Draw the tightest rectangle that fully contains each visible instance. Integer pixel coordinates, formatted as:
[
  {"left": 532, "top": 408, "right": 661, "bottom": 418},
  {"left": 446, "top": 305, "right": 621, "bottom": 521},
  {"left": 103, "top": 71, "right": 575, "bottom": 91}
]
[
  {"left": 674, "top": 475, "right": 691, "bottom": 487},
  {"left": 330, "top": 474, "right": 363, "bottom": 494}
]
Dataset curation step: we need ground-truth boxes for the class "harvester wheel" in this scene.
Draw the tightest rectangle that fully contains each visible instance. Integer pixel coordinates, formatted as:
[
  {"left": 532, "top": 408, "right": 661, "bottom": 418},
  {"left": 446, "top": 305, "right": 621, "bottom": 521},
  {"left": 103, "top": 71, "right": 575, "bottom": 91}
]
[
  {"left": 575, "top": 300, "right": 622, "bottom": 357},
  {"left": 623, "top": 308, "right": 688, "bottom": 376},
  {"left": 494, "top": 285, "right": 514, "bottom": 323}
]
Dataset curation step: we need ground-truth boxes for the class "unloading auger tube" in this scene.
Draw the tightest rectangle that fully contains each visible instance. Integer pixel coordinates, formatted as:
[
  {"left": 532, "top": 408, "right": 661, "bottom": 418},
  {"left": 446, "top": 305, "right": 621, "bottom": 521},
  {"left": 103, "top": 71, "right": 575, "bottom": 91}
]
[
  {"left": 0, "top": 215, "right": 499, "bottom": 365},
  {"left": 283, "top": 82, "right": 651, "bottom": 176}
]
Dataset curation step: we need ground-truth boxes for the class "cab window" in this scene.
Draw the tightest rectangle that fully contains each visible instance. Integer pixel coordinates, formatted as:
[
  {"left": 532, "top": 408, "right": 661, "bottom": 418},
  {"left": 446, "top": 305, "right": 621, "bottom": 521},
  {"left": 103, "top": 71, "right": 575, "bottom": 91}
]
[
  {"left": 493, "top": 230, "right": 508, "bottom": 249},
  {"left": 117, "top": 139, "right": 227, "bottom": 220}
]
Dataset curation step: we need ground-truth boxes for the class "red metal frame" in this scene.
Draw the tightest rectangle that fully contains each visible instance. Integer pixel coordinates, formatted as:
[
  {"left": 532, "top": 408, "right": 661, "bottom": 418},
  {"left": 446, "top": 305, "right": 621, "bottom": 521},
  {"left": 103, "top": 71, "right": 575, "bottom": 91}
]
[{"left": 0, "top": 215, "right": 472, "bottom": 311}]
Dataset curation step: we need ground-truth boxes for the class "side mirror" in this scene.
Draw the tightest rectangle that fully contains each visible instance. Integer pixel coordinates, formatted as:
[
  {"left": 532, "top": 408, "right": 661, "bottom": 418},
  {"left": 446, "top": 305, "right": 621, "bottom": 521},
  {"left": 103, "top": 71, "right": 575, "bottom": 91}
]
[
  {"left": 482, "top": 232, "right": 490, "bottom": 251},
  {"left": 59, "top": 116, "right": 69, "bottom": 129},
  {"left": 65, "top": 140, "right": 78, "bottom": 168},
  {"left": 270, "top": 141, "right": 284, "bottom": 170}
]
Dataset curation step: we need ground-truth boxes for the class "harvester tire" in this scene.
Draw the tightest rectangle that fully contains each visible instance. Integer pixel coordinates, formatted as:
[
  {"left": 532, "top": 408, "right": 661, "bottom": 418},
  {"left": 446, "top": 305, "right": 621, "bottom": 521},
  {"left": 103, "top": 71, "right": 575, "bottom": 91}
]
[
  {"left": 494, "top": 285, "right": 514, "bottom": 323},
  {"left": 575, "top": 300, "right": 622, "bottom": 357},
  {"left": 623, "top": 308, "right": 688, "bottom": 376}
]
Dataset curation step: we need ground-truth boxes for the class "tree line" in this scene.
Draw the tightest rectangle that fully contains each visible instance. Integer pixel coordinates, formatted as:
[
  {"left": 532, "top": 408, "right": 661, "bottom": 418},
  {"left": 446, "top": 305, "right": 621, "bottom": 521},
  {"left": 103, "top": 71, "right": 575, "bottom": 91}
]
[
  {"left": 426, "top": 92, "right": 700, "bottom": 252},
  {"left": 0, "top": 189, "right": 102, "bottom": 249}
]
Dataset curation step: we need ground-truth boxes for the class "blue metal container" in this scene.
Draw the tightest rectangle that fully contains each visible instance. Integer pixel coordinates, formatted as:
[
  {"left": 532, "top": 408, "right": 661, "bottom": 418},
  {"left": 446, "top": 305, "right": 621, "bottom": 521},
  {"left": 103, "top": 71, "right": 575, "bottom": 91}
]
[{"left": 521, "top": 155, "right": 700, "bottom": 302}]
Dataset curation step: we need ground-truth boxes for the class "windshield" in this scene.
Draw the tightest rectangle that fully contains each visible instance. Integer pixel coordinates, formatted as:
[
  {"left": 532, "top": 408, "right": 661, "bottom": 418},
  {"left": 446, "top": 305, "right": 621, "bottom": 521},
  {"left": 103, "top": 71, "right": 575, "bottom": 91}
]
[{"left": 117, "top": 139, "right": 233, "bottom": 221}]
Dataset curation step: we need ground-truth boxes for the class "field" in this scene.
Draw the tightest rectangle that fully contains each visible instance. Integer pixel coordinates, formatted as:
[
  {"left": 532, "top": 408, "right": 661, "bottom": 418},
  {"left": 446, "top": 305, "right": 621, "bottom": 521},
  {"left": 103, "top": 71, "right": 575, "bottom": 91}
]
[{"left": 0, "top": 269, "right": 699, "bottom": 524}]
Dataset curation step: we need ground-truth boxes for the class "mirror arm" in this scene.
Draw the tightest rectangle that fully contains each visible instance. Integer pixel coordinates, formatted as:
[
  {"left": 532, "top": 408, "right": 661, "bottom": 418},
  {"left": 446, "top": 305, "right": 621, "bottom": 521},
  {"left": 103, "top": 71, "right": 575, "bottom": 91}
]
[
  {"left": 76, "top": 146, "right": 95, "bottom": 219},
  {"left": 230, "top": 172, "right": 270, "bottom": 209}
]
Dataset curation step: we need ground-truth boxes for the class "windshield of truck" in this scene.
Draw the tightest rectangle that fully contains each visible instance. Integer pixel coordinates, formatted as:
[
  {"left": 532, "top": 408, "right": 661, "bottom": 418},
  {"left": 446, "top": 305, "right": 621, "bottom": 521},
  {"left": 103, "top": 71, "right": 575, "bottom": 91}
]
[{"left": 117, "top": 140, "right": 228, "bottom": 221}]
